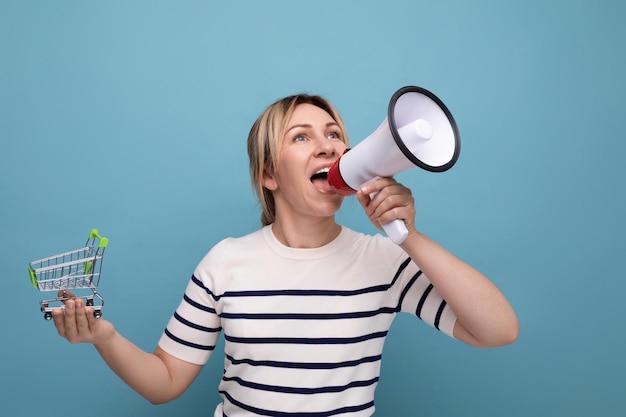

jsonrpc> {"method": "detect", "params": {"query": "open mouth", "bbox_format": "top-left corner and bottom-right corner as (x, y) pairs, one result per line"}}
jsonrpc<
(310, 167), (333, 193)
(310, 167), (329, 182)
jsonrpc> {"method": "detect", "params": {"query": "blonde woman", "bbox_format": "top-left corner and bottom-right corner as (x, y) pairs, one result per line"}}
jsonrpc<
(54, 93), (519, 416)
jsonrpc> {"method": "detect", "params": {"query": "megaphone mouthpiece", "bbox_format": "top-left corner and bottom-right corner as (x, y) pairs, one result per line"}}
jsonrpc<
(327, 153), (356, 196)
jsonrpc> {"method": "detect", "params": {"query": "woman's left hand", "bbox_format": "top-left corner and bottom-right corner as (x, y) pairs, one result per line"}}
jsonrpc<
(356, 177), (417, 237)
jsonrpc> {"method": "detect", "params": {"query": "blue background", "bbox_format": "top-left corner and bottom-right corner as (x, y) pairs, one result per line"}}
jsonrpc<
(1, 1), (624, 416)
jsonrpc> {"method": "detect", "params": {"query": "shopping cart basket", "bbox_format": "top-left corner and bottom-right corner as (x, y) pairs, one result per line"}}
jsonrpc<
(28, 229), (109, 320)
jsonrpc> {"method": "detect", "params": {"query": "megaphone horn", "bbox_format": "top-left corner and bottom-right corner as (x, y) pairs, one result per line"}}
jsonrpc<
(328, 86), (461, 244)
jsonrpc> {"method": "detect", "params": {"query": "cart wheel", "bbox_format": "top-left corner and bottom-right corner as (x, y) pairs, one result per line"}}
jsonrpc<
(44, 312), (53, 320)
(93, 310), (102, 319)
(86, 298), (94, 306)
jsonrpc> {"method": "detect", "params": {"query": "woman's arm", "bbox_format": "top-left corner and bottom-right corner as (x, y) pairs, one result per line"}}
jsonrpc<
(52, 296), (203, 403)
(398, 231), (519, 347)
(357, 178), (519, 348)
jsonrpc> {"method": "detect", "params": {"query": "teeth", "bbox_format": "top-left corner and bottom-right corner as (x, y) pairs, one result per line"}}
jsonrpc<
(310, 167), (330, 182)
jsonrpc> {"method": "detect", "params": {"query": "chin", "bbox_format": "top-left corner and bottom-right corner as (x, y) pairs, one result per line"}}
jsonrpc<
(320, 199), (344, 216)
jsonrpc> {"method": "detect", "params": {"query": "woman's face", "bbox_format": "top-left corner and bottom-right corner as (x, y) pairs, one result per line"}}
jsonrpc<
(263, 103), (348, 221)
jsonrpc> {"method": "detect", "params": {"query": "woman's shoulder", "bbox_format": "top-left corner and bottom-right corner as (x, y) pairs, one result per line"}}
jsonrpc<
(202, 227), (266, 258)
(341, 226), (396, 247)
(191, 227), (267, 284)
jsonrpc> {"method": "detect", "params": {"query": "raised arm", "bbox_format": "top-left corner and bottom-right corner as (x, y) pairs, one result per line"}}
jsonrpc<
(52, 295), (203, 403)
(357, 178), (519, 348)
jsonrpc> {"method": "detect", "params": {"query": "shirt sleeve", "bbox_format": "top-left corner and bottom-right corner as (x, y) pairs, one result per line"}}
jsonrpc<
(157, 242), (226, 365)
(397, 267), (457, 338)
(379, 236), (457, 339)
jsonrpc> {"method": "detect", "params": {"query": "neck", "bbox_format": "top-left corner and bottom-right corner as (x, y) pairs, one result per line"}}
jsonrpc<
(271, 217), (341, 248)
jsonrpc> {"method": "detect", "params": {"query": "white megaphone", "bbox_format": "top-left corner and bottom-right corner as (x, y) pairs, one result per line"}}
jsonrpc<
(328, 86), (460, 244)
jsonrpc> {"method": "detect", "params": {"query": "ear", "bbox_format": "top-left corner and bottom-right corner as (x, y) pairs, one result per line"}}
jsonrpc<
(262, 169), (278, 191)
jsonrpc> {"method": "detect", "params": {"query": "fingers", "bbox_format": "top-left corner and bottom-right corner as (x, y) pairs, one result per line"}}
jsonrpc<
(72, 298), (92, 339)
(358, 178), (416, 227)
(52, 298), (93, 344)
(52, 306), (67, 337)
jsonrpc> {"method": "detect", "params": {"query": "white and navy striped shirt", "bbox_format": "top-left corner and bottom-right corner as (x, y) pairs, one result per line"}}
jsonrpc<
(158, 225), (457, 416)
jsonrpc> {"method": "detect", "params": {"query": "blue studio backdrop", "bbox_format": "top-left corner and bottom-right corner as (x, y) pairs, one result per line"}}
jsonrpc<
(1, 1), (625, 416)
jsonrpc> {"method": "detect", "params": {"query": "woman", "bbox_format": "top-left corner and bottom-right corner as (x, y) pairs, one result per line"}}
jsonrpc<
(53, 93), (519, 416)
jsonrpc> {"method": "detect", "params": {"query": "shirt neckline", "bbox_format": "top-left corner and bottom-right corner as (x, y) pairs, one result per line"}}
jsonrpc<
(262, 224), (351, 260)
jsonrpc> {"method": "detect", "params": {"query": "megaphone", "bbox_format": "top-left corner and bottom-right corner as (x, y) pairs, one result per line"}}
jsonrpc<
(328, 86), (460, 244)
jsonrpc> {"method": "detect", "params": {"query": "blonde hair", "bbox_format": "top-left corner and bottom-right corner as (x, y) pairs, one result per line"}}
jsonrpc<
(247, 94), (349, 226)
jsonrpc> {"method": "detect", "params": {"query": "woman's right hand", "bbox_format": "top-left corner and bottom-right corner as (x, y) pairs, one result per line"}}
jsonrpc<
(50, 292), (203, 404)
(52, 291), (115, 345)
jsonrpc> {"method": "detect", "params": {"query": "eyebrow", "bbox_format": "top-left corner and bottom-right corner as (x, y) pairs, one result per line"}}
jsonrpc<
(286, 122), (340, 133)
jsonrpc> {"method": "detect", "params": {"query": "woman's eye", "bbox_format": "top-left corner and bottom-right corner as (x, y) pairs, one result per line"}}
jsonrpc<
(293, 134), (307, 142)
(327, 131), (341, 140)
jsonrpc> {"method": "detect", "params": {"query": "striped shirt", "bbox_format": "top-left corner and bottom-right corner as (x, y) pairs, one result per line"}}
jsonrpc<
(158, 225), (457, 416)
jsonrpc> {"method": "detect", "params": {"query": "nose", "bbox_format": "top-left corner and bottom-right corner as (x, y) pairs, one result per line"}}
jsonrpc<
(314, 136), (338, 157)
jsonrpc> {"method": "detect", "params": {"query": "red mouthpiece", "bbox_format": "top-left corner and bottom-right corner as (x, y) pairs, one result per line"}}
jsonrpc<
(327, 157), (357, 196)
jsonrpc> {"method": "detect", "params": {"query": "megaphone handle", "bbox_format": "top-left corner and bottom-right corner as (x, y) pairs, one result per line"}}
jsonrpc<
(364, 178), (409, 245)
(381, 219), (409, 245)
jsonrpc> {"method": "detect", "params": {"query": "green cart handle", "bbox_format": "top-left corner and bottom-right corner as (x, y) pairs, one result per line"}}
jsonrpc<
(88, 228), (109, 248)
(28, 266), (37, 289)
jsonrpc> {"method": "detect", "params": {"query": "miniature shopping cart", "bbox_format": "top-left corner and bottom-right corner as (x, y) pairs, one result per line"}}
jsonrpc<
(28, 229), (109, 320)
